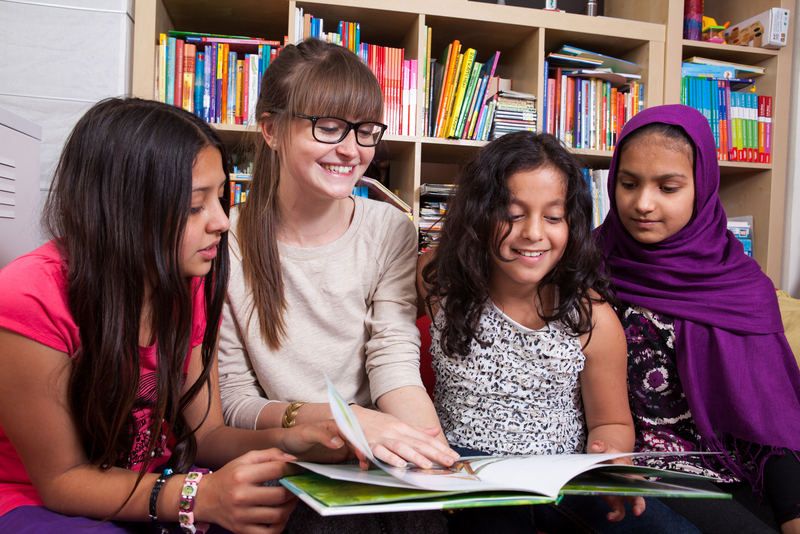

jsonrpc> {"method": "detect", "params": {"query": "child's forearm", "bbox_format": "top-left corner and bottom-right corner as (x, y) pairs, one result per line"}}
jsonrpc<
(586, 423), (635, 453)
(377, 385), (447, 445)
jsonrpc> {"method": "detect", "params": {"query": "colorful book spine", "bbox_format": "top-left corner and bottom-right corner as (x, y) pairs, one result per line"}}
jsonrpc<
(175, 39), (185, 109)
(183, 44), (196, 112)
(158, 34), (167, 102)
(194, 52), (204, 118)
(764, 96), (772, 163)
(564, 76), (574, 147)
(166, 37), (176, 105)
(409, 59), (418, 136)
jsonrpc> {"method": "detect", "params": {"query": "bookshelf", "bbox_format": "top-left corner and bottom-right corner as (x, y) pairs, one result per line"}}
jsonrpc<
(605, 0), (795, 284)
(133, 0), (664, 253)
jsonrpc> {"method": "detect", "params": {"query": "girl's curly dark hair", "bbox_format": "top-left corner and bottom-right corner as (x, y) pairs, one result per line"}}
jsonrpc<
(421, 131), (618, 357)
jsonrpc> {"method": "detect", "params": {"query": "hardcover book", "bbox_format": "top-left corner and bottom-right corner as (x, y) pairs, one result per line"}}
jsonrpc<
(281, 377), (730, 516)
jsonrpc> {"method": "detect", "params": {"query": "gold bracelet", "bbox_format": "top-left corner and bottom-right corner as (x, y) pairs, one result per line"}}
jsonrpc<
(281, 401), (308, 428)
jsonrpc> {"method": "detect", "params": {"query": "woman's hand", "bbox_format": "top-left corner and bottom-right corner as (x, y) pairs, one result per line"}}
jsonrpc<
(350, 405), (458, 470)
(196, 448), (300, 534)
(276, 420), (355, 464)
(589, 440), (646, 521)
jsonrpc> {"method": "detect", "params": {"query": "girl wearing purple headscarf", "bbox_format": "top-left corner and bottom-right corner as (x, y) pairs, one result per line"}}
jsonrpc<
(596, 104), (800, 534)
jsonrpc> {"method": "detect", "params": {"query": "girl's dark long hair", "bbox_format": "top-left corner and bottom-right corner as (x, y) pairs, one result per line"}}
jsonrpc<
(238, 38), (383, 349)
(422, 131), (617, 357)
(41, 97), (230, 511)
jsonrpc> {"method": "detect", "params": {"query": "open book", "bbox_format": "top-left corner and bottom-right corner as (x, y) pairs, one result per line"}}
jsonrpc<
(280, 377), (729, 516)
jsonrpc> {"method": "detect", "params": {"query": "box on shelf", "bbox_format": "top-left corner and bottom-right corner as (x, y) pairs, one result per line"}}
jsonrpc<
(723, 8), (790, 49)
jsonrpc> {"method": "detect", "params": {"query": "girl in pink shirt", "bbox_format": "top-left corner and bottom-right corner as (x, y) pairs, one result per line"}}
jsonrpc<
(0, 98), (348, 533)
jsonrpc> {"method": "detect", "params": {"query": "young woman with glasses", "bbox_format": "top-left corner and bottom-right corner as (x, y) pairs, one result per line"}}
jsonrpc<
(217, 39), (458, 494)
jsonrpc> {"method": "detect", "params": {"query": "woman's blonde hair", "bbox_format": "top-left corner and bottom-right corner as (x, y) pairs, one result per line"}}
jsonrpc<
(237, 38), (383, 348)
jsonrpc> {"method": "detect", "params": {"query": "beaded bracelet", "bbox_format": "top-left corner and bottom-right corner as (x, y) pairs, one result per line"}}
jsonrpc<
(178, 469), (212, 534)
(148, 468), (174, 533)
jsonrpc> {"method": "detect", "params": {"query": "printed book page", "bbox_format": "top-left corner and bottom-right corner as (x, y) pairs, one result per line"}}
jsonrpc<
(305, 376), (724, 499)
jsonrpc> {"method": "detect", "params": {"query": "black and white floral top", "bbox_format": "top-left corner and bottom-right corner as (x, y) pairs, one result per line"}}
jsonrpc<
(430, 300), (586, 455)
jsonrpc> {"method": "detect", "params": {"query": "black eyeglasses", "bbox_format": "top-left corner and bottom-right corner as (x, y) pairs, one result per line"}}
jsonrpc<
(272, 110), (387, 147)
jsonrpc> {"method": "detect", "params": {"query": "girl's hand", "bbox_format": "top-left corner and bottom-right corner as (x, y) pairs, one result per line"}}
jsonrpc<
(350, 405), (458, 470)
(197, 448), (300, 533)
(589, 440), (646, 521)
(277, 420), (354, 464)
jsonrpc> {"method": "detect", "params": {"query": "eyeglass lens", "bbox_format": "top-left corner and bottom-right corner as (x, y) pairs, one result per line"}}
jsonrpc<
(313, 117), (383, 146)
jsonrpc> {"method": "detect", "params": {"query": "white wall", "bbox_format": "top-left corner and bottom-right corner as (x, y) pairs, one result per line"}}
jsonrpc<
(782, 6), (800, 297)
(0, 0), (134, 196)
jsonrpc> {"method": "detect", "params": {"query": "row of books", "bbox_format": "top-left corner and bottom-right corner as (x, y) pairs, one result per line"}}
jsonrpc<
(156, 31), (282, 125)
(295, 7), (360, 53)
(544, 46), (644, 151)
(423, 32), (502, 140)
(295, 9), (415, 136)
(545, 72), (644, 151)
(681, 77), (772, 163)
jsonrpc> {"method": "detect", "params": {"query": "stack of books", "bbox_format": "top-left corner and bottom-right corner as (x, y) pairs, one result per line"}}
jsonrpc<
(680, 58), (770, 163)
(418, 183), (455, 253)
(727, 217), (753, 257)
(544, 45), (644, 151)
(156, 31), (282, 125)
(487, 90), (537, 140)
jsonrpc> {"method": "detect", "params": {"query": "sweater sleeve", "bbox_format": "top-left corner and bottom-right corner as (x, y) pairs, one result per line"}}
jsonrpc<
(363, 208), (424, 404)
(217, 294), (273, 430)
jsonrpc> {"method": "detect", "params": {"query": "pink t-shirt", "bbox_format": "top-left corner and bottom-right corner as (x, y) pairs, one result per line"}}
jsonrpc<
(0, 241), (207, 516)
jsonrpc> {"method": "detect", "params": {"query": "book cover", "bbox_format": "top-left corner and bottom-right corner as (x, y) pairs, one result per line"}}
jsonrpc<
(764, 96), (772, 163)
(601, 81), (608, 151)
(174, 39), (185, 108)
(249, 53), (258, 125)
(546, 78), (556, 136)
(157, 33), (167, 103)
(183, 43), (196, 112)
(166, 36), (176, 105)
(281, 378), (729, 516)
(428, 59), (440, 137)
(194, 52), (204, 118)
(436, 43), (464, 138)
(461, 68), (485, 139)
(409, 59), (418, 137)
(588, 78), (596, 149)
(423, 26), (432, 137)
(553, 67), (562, 140)
(446, 48), (477, 138)
(546, 53), (603, 68)
(454, 59), (482, 138)
(565, 76), (575, 147)
(468, 53), (500, 139)
(684, 57), (765, 77)
(610, 87), (618, 148)
(556, 45), (642, 74)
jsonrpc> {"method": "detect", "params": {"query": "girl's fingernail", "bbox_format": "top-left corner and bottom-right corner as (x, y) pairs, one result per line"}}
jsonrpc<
(331, 437), (344, 448)
(593, 441), (602, 448)
(283, 453), (298, 460)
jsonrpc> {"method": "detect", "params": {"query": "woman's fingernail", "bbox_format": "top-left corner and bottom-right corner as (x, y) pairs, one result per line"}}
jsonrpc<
(331, 437), (343, 448)
(283, 453), (298, 460)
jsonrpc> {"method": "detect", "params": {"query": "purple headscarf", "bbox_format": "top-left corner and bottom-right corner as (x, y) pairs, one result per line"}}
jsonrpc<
(596, 105), (800, 476)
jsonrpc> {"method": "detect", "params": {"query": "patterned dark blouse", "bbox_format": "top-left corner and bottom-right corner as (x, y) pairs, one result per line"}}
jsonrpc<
(621, 303), (735, 481)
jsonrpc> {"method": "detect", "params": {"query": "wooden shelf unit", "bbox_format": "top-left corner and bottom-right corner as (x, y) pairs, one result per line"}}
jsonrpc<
(606, 0), (795, 284)
(132, 0), (665, 255)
